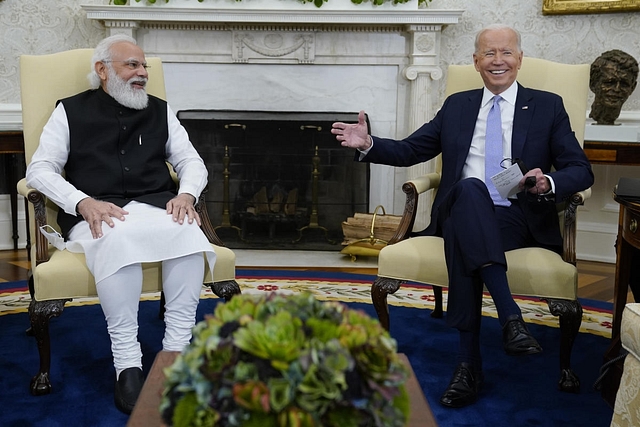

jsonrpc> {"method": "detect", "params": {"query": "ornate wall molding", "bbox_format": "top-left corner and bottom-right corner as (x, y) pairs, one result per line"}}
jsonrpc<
(232, 31), (315, 63)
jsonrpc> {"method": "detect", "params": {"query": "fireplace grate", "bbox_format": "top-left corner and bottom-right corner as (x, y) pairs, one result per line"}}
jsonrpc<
(177, 110), (370, 251)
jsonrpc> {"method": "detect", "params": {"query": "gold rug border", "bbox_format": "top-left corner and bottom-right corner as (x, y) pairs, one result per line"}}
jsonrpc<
(0, 278), (612, 338)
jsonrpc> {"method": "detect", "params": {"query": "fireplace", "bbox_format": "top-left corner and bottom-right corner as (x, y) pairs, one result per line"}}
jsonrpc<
(178, 110), (368, 249)
(83, 4), (462, 242)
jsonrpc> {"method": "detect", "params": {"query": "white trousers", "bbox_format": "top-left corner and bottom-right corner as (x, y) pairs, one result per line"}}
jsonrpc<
(95, 253), (204, 377)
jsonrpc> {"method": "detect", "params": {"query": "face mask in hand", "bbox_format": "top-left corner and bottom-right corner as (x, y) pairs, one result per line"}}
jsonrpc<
(39, 225), (66, 251)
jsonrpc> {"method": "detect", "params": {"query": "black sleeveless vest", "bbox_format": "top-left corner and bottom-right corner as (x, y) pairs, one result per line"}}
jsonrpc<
(57, 88), (177, 237)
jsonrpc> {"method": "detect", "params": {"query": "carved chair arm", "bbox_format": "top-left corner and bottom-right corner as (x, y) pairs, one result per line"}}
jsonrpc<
(561, 188), (591, 265)
(387, 172), (441, 245)
(170, 163), (226, 247)
(17, 178), (50, 265)
(387, 172), (590, 266)
(196, 187), (226, 247)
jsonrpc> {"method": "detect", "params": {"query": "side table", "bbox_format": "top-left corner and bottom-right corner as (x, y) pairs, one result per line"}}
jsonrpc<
(601, 194), (640, 407)
(584, 140), (640, 166)
(127, 351), (438, 427)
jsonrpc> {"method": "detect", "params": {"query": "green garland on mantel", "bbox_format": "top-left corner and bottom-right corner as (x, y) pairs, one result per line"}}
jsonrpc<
(111, 0), (431, 8)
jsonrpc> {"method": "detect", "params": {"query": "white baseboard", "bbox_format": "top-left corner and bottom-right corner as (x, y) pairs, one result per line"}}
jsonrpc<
(577, 221), (618, 264)
(0, 195), (28, 250)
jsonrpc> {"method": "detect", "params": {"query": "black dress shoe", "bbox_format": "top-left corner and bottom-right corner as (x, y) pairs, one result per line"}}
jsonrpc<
(502, 316), (543, 356)
(439, 362), (483, 408)
(114, 367), (145, 415)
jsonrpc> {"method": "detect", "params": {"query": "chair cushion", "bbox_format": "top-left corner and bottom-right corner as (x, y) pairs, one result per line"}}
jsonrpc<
(621, 303), (640, 361)
(33, 244), (236, 301)
(377, 236), (577, 300)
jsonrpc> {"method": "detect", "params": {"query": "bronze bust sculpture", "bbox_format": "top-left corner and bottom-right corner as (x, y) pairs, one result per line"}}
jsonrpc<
(589, 49), (639, 125)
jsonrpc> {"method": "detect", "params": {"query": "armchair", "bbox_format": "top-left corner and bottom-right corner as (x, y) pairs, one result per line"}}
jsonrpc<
(18, 49), (240, 396)
(371, 57), (591, 393)
(611, 303), (640, 426)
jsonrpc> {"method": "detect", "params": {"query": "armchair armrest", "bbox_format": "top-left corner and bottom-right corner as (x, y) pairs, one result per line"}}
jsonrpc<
(196, 187), (226, 247)
(562, 187), (591, 265)
(169, 163), (226, 247)
(387, 172), (441, 245)
(17, 178), (50, 265)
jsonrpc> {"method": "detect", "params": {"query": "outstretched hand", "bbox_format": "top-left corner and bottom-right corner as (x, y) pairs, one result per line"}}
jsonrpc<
(76, 197), (128, 239)
(331, 110), (371, 150)
(166, 193), (201, 226)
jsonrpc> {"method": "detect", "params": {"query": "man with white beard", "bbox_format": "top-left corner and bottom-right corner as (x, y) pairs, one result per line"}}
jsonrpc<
(26, 34), (216, 415)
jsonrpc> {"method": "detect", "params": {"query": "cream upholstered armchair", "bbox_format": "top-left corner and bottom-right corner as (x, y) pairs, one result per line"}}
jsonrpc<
(371, 57), (592, 393)
(611, 303), (640, 426)
(18, 49), (240, 396)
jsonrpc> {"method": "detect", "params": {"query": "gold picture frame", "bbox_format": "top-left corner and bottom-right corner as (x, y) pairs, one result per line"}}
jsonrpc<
(543, 0), (640, 15)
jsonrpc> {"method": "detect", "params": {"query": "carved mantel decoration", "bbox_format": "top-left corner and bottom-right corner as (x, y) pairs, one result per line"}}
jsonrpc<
(82, 4), (462, 221)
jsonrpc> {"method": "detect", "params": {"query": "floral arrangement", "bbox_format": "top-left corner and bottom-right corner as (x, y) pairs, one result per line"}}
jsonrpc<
(111, 0), (431, 8)
(160, 292), (410, 427)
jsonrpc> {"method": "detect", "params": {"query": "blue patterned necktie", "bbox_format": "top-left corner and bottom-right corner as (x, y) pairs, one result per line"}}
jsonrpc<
(484, 95), (510, 206)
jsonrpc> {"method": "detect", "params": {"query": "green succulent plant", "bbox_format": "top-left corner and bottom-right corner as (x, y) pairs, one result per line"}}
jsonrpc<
(160, 292), (410, 427)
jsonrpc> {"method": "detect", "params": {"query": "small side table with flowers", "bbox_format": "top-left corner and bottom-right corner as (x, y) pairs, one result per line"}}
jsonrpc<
(127, 293), (437, 426)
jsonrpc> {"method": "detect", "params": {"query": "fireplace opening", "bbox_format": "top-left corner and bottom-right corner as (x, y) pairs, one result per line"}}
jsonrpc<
(177, 110), (370, 251)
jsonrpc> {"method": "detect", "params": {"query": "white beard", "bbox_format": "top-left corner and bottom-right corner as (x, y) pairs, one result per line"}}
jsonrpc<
(105, 67), (149, 110)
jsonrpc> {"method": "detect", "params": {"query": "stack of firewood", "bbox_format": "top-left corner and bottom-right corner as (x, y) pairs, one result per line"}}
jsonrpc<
(246, 186), (298, 215)
(341, 212), (402, 246)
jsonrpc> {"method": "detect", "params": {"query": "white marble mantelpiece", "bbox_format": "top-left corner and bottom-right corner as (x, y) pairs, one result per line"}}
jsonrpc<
(82, 4), (462, 223)
(82, 4), (462, 26)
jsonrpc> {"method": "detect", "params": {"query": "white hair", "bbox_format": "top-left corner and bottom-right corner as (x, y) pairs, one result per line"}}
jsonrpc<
(87, 34), (138, 89)
(474, 24), (522, 54)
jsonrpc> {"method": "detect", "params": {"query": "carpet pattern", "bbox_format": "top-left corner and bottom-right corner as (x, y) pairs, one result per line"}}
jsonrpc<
(0, 270), (616, 426)
(0, 270), (613, 338)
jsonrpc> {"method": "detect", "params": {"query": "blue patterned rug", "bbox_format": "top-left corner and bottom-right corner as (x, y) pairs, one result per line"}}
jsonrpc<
(0, 270), (614, 426)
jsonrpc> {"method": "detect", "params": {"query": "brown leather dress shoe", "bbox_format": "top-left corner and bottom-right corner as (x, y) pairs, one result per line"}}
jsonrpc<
(502, 316), (543, 356)
(439, 362), (483, 408)
(114, 367), (144, 415)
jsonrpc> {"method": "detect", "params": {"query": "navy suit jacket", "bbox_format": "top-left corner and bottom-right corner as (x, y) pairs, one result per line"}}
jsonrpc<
(362, 83), (594, 248)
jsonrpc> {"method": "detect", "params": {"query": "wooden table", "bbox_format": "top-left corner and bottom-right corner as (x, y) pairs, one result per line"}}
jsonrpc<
(0, 131), (27, 250)
(127, 351), (438, 427)
(584, 140), (640, 165)
(601, 194), (640, 408)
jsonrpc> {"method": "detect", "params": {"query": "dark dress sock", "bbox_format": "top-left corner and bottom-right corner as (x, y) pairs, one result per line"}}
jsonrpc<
(479, 263), (521, 326)
(457, 330), (482, 370)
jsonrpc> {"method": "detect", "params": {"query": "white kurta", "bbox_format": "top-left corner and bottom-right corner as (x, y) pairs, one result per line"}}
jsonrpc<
(66, 201), (215, 283)
(27, 102), (216, 283)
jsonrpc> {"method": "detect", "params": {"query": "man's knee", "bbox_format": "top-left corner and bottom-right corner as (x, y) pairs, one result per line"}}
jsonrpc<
(454, 178), (490, 196)
(445, 178), (494, 212)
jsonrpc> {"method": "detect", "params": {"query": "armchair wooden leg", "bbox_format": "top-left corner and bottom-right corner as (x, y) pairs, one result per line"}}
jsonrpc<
(371, 277), (402, 331)
(209, 280), (241, 302)
(26, 276), (35, 336)
(546, 298), (583, 393)
(28, 298), (70, 396)
(431, 286), (444, 318)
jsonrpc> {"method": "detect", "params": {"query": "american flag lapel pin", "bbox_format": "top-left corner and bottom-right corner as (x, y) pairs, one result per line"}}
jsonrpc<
(522, 106), (529, 110)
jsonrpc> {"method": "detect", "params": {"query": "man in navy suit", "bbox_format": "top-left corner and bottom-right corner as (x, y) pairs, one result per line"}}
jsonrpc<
(332, 24), (594, 408)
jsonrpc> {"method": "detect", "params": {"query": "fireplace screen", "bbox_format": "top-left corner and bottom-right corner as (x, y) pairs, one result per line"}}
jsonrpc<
(177, 110), (369, 251)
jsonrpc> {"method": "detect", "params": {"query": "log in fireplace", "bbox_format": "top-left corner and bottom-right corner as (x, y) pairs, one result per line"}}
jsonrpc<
(178, 110), (369, 250)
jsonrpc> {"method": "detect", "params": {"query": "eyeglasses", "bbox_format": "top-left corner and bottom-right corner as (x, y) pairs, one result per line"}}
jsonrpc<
(500, 158), (528, 174)
(103, 60), (150, 70)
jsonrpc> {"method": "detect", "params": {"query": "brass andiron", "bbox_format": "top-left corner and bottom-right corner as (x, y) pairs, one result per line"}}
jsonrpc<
(294, 145), (335, 244)
(214, 145), (243, 239)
